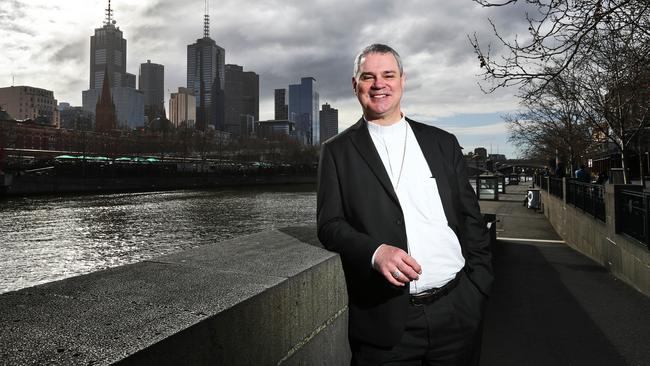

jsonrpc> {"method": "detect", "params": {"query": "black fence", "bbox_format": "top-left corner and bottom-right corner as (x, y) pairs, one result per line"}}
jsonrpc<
(535, 174), (650, 249)
(539, 175), (548, 191)
(549, 177), (563, 199)
(566, 179), (606, 222)
(616, 188), (650, 249)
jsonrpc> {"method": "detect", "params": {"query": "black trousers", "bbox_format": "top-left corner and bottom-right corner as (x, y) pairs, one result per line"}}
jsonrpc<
(350, 272), (486, 366)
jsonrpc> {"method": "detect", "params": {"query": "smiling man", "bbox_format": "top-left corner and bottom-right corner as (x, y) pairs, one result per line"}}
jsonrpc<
(317, 44), (493, 365)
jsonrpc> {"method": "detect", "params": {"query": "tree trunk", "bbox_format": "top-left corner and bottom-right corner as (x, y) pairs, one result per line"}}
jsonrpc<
(621, 150), (629, 184)
(568, 146), (575, 178)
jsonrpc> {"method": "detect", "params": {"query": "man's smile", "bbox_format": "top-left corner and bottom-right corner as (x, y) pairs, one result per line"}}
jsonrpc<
(370, 93), (390, 99)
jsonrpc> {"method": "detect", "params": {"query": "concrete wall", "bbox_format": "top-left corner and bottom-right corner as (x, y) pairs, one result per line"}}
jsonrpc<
(0, 227), (351, 365)
(541, 181), (650, 296)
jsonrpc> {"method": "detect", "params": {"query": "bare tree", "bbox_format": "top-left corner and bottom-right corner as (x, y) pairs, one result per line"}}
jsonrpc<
(470, 0), (650, 94)
(506, 70), (594, 173)
(474, 0), (650, 183)
(568, 19), (650, 183)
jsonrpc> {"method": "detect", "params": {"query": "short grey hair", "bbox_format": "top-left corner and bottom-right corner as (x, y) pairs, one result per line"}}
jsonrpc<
(353, 44), (403, 78)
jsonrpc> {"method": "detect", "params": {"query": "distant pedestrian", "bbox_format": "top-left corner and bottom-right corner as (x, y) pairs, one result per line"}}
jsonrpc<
(575, 165), (589, 183)
(596, 171), (608, 185)
(555, 162), (566, 178)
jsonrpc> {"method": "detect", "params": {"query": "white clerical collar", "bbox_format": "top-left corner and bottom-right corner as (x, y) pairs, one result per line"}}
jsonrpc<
(366, 116), (407, 137)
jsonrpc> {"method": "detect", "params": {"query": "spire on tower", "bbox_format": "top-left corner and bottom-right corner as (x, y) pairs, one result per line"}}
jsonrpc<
(104, 0), (116, 27)
(203, 0), (210, 38)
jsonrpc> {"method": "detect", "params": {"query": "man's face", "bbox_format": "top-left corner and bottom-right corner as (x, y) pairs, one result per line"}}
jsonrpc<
(352, 52), (405, 124)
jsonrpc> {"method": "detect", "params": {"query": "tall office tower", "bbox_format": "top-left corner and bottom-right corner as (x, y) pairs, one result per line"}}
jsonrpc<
(224, 64), (259, 136)
(187, 2), (225, 131)
(274, 88), (288, 120)
(139, 60), (165, 123)
(95, 71), (117, 132)
(288, 77), (319, 145)
(169, 87), (196, 128)
(0, 86), (60, 127)
(82, 0), (144, 129)
(319, 103), (338, 142)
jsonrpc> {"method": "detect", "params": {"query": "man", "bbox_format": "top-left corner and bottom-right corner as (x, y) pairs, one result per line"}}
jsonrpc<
(575, 165), (589, 183)
(317, 44), (493, 365)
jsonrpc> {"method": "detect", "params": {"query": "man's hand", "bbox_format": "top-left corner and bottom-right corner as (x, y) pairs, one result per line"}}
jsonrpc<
(373, 244), (422, 286)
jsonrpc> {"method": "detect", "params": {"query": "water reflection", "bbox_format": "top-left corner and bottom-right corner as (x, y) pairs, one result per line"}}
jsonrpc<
(0, 185), (317, 294)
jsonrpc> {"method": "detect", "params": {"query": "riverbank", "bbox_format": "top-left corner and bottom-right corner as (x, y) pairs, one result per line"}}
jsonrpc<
(0, 173), (316, 197)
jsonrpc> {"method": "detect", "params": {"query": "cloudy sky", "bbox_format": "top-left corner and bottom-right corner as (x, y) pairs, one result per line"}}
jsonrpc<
(0, 0), (531, 158)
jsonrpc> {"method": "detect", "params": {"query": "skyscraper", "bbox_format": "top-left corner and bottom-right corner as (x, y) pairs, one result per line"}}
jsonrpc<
(87, 1), (133, 89)
(187, 3), (225, 131)
(138, 60), (165, 123)
(82, 0), (144, 129)
(225, 64), (259, 136)
(288, 77), (319, 145)
(274, 88), (288, 120)
(319, 103), (338, 142)
(169, 87), (196, 128)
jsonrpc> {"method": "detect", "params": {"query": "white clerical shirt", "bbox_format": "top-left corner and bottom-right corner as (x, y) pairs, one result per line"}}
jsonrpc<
(367, 117), (465, 294)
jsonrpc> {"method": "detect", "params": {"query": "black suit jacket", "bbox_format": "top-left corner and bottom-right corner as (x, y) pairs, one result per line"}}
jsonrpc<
(317, 117), (493, 347)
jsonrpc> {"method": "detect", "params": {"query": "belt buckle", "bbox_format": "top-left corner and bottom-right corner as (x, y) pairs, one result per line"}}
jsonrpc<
(410, 287), (440, 306)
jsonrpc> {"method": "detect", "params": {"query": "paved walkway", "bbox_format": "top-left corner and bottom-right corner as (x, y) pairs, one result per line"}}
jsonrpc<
(478, 183), (650, 366)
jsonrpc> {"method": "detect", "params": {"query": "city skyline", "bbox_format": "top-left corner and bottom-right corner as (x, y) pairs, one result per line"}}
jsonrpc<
(0, 0), (529, 157)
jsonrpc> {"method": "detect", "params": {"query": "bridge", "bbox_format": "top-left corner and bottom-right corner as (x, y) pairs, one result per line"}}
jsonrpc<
(0, 184), (648, 365)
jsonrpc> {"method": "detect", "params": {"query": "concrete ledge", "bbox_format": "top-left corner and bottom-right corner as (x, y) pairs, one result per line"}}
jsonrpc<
(0, 227), (350, 365)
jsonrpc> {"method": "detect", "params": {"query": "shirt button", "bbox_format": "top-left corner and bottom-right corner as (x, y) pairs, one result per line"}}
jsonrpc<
(396, 219), (402, 225)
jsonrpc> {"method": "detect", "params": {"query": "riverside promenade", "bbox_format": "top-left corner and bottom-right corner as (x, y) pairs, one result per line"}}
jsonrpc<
(479, 184), (650, 366)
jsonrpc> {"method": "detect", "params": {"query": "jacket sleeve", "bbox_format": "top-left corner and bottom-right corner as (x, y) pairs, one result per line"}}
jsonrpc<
(452, 136), (494, 296)
(317, 142), (380, 274)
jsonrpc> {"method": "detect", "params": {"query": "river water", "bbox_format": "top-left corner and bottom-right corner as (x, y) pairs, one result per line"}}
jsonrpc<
(0, 185), (317, 294)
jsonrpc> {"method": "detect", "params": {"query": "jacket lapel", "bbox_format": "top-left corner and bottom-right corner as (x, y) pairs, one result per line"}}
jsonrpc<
(408, 118), (457, 227)
(348, 118), (401, 208)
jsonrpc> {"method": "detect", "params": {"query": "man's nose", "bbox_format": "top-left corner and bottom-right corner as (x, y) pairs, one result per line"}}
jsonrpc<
(372, 77), (387, 88)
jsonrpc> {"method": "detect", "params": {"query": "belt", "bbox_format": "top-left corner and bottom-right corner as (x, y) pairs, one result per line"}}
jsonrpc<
(409, 274), (460, 306)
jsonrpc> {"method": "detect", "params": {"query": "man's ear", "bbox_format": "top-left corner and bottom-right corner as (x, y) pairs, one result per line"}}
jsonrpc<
(351, 76), (357, 95)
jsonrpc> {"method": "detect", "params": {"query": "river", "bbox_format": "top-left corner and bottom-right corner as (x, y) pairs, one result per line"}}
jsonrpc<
(0, 185), (317, 294)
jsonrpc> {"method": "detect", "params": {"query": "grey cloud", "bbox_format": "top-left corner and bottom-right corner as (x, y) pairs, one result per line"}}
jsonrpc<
(0, 1), (34, 38)
(1, 23), (35, 37)
(52, 39), (87, 63)
(1, 0), (524, 124)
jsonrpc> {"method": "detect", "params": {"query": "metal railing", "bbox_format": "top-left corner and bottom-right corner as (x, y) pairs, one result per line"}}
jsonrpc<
(616, 189), (650, 249)
(540, 175), (548, 191)
(566, 179), (606, 222)
(549, 177), (563, 199)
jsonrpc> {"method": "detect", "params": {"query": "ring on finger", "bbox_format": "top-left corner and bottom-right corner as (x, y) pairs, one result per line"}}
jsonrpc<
(391, 270), (401, 279)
